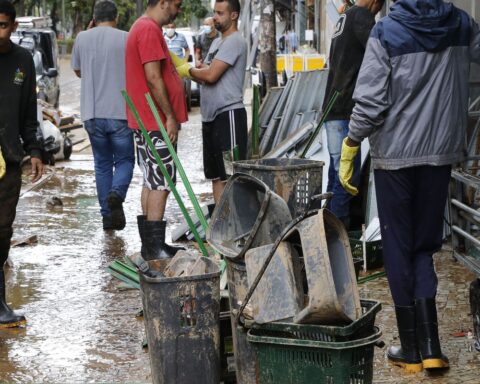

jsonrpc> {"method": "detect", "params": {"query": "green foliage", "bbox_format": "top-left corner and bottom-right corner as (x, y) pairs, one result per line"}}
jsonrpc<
(175, 0), (208, 26)
(115, 0), (139, 31)
(12, 0), (206, 34)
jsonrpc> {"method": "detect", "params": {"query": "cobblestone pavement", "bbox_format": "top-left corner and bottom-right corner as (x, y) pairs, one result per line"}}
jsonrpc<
(362, 245), (480, 383)
(0, 57), (478, 383)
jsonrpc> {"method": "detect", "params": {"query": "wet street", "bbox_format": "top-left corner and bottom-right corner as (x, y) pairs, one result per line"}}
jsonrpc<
(1, 57), (208, 383)
(1, 57), (479, 383)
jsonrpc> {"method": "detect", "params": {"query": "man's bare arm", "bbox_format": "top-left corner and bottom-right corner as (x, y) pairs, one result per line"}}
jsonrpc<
(144, 60), (178, 143)
(190, 59), (230, 84)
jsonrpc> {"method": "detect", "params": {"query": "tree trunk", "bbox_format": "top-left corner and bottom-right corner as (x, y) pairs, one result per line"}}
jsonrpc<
(259, 0), (278, 91)
(50, 1), (58, 35)
(74, 8), (83, 36)
(136, 0), (144, 17)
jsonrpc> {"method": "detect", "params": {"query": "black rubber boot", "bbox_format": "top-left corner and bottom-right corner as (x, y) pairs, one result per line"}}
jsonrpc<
(0, 269), (26, 328)
(107, 192), (126, 230)
(387, 306), (423, 373)
(159, 220), (185, 256)
(137, 215), (146, 259)
(415, 298), (449, 370)
(143, 220), (184, 261)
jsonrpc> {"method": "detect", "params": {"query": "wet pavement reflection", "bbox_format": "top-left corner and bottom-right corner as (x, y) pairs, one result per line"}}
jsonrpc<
(0, 57), (209, 382)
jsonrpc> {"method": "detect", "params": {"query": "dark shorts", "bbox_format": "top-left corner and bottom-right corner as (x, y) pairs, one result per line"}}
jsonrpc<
(202, 108), (248, 181)
(134, 130), (176, 191)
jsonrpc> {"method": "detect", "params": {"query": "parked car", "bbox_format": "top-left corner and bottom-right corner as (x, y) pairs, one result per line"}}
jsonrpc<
(176, 28), (200, 109)
(11, 16), (60, 107)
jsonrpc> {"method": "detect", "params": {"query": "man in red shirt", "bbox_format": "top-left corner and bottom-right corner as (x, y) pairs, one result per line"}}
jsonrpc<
(126, 0), (187, 261)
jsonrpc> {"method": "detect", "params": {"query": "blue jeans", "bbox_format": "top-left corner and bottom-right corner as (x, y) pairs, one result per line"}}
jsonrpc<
(324, 120), (361, 221)
(84, 119), (135, 217)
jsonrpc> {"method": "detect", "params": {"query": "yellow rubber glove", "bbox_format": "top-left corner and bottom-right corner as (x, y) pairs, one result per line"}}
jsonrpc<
(169, 51), (187, 67)
(339, 138), (360, 196)
(176, 62), (193, 79)
(0, 147), (5, 180)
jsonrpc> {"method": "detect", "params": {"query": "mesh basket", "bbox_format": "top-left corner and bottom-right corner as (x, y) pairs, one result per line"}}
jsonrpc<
(247, 326), (381, 384)
(233, 158), (324, 218)
(249, 299), (381, 342)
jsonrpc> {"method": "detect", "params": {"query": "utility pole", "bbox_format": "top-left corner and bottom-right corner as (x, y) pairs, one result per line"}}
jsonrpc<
(259, 0), (278, 91)
(136, 0), (144, 17)
(61, 0), (66, 36)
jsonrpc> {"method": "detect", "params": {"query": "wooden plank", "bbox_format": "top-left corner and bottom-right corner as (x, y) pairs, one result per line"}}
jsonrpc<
(11, 235), (38, 248)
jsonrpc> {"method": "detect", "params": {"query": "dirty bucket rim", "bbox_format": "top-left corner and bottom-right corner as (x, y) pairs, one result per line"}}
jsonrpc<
(234, 158), (325, 171)
(207, 173), (273, 260)
(140, 257), (221, 283)
(247, 326), (382, 350)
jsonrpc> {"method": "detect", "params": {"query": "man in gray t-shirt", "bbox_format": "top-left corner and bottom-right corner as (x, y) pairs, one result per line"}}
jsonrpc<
(71, 0), (134, 231)
(186, 0), (247, 203)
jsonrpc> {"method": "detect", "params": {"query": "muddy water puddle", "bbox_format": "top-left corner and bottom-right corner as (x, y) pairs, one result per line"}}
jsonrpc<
(1, 114), (209, 383)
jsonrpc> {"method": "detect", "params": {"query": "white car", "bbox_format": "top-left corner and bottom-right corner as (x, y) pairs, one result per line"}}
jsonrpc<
(175, 28), (200, 109)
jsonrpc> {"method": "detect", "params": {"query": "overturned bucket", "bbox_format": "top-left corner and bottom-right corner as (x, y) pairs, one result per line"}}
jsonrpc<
(207, 173), (292, 261)
(140, 258), (221, 384)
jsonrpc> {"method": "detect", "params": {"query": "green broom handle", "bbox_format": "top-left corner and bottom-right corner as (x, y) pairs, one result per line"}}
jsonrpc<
(145, 93), (209, 232)
(122, 90), (209, 257)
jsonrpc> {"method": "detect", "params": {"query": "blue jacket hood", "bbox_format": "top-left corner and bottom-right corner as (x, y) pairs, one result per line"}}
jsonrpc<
(389, 0), (462, 52)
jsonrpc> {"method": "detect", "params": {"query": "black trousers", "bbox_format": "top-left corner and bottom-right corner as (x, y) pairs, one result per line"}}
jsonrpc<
(0, 163), (22, 267)
(374, 165), (451, 306)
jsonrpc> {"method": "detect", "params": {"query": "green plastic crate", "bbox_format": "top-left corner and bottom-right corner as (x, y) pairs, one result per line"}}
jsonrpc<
(249, 299), (381, 342)
(348, 230), (383, 270)
(247, 326), (381, 384)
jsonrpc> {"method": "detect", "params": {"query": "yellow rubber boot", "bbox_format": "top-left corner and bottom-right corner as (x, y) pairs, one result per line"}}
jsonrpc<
(387, 305), (423, 373)
(416, 298), (449, 370)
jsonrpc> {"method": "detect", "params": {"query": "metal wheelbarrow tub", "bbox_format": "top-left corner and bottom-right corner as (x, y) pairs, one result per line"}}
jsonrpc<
(207, 173), (292, 260)
(245, 242), (304, 324)
(288, 209), (361, 324)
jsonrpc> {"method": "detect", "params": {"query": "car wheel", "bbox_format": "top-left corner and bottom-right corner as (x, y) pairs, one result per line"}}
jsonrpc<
(54, 89), (60, 109)
(184, 79), (192, 112)
(470, 278), (480, 351)
(63, 136), (73, 160)
(38, 91), (47, 102)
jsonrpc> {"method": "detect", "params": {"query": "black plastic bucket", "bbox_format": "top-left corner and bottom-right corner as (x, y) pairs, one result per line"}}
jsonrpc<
(140, 258), (221, 384)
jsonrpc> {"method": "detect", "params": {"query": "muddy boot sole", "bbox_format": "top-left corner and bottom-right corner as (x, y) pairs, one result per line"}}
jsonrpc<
(0, 318), (26, 328)
(388, 359), (423, 373)
(422, 358), (449, 370)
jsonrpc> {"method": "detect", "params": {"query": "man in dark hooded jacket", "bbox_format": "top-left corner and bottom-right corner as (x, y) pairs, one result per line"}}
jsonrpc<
(339, 0), (480, 374)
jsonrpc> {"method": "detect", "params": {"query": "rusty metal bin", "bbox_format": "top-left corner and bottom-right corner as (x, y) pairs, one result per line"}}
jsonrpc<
(290, 209), (361, 324)
(238, 209), (361, 326)
(233, 158), (324, 218)
(140, 258), (221, 384)
(207, 173), (292, 261)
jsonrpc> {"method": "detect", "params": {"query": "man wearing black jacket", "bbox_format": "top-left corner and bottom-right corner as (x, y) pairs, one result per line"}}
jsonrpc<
(0, 0), (43, 328)
(322, 0), (384, 227)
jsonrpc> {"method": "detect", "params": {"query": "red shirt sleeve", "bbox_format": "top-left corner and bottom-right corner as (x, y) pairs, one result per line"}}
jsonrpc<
(137, 23), (167, 64)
